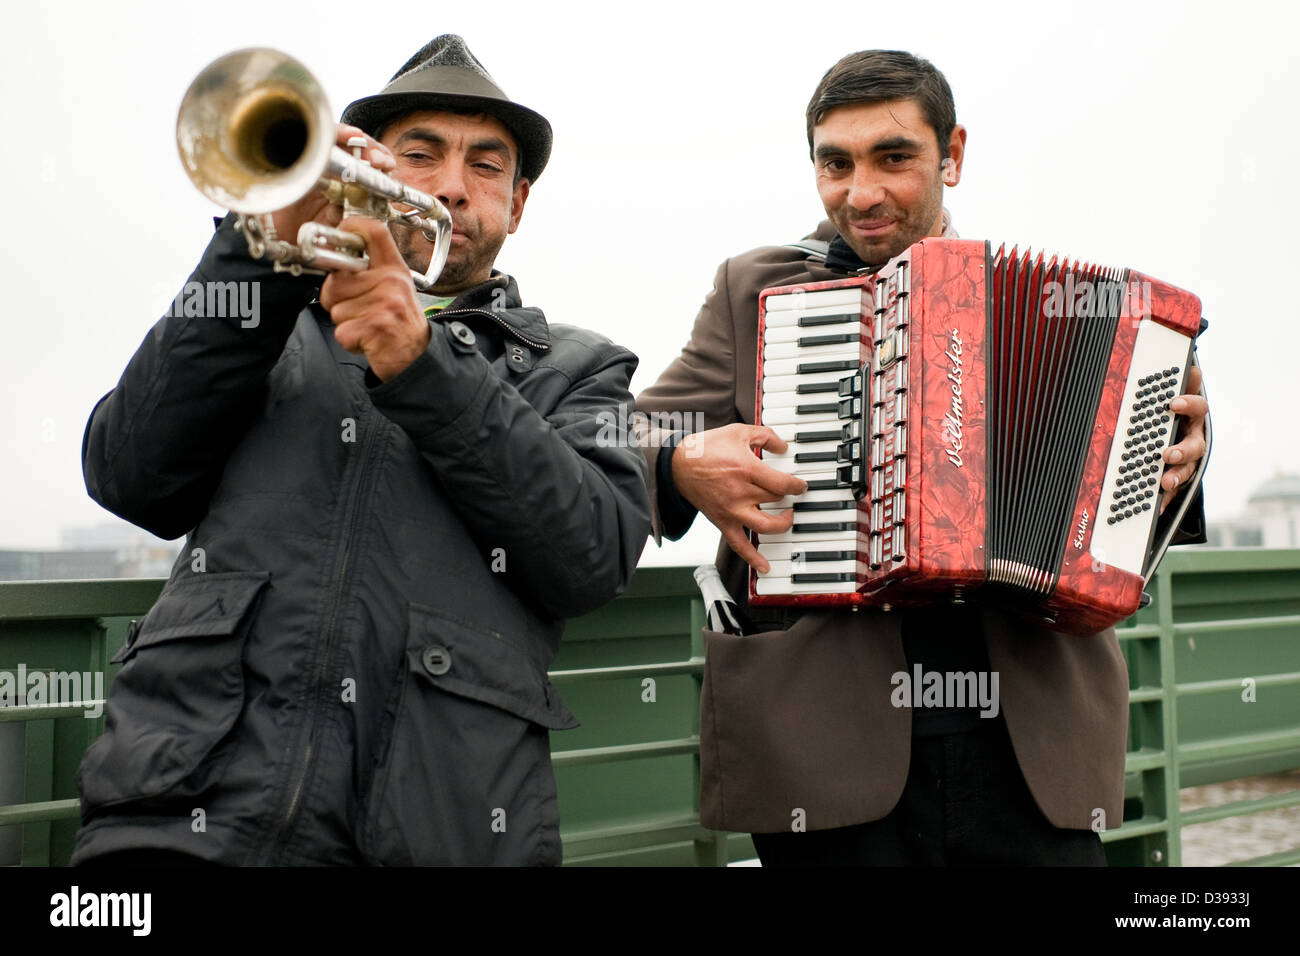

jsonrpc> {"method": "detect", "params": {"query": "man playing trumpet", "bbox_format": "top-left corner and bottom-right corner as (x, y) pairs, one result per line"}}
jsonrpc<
(73, 36), (649, 866)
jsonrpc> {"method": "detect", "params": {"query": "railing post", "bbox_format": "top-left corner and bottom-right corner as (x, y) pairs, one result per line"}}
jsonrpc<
(1157, 564), (1180, 866)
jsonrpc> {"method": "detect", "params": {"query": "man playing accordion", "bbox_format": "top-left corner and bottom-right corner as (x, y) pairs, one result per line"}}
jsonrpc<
(636, 49), (1209, 865)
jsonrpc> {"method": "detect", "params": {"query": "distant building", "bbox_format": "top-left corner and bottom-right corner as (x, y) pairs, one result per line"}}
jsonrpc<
(0, 550), (118, 581)
(59, 523), (171, 552)
(1205, 474), (1300, 548)
(0, 523), (180, 582)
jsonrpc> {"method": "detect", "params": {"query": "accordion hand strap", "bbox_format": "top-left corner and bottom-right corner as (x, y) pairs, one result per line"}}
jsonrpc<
(1142, 347), (1211, 585)
(784, 238), (830, 261)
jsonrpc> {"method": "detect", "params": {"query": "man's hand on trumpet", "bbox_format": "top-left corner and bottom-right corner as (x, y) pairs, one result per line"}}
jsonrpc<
(264, 122), (429, 384)
(268, 123), (396, 245)
(319, 216), (430, 383)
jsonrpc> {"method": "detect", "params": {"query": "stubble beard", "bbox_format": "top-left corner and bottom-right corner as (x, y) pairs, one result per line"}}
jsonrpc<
(842, 183), (945, 267)
(392, 225), (489, 294)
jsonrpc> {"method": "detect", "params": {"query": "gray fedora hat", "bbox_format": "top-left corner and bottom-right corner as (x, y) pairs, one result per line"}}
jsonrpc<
(341, 35), (552, 183)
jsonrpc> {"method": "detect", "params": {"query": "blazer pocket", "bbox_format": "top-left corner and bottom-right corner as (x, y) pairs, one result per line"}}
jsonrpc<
(697, 611), (911, 834)
(77, 571), (270, 812)
(360, 604), (576, 866)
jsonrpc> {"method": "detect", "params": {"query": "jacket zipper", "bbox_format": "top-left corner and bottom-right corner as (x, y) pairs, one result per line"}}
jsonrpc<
(439, 307), (551, 352)
(265, 404), (381, 861)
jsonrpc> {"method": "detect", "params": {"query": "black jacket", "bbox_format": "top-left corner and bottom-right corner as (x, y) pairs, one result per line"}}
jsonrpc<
(72, 216), (650, 865)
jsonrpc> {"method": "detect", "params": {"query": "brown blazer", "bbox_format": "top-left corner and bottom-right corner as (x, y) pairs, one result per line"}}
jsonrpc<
(634, 220), (1131, 835)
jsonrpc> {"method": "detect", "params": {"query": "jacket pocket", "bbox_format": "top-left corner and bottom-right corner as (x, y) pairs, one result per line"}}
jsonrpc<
(77, 571), (270, 813)
(697, 610), (911, 834)
(359, 604), (576, 866)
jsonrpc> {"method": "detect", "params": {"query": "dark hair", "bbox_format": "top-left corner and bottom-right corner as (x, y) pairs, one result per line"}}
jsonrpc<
(805, 50), (956, 162)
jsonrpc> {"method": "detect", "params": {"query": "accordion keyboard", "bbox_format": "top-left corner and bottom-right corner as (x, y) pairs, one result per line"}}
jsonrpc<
(754, 285), (870, 595)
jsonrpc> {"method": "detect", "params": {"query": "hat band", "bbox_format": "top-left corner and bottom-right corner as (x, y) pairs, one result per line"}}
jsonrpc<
(383, 65), (510, 103)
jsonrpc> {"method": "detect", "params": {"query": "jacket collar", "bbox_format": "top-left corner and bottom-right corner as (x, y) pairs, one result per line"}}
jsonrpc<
(813, 209), (958, 275)
(417, 271), (551, 350)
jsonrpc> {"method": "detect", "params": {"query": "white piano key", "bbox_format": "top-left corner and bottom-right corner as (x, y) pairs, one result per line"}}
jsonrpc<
(763, 351), (862, 377)
(755, 524), (860, 545)
(756, 541), (863, 562)
(763, 457), (841, 475)
(767, 423), (803, 441)
(761, 371), (853, 397)
(764, 439), (841, 460)
(763, 338), (864, 360)
(764, 288), (867, 313)
(761, 407), (843, 427)
(759, 502), (857, 519)
(758, 467), (840, 488)
(759, 488), (857, 511)
(763, 319), (863, 343)
(758, 558), (862, 578)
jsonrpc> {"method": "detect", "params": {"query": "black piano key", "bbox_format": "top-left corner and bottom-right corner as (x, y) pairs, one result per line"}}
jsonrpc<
(794, 429), (843, 443)
(792, 500), (856, 512)
(797, 360), (858, 374)
(798, 332), (858, 347)
(805, 478), (841, 491)
(797, 312), (858, 327)
(791, 572), (858, 584)
(794, 451), (839, 463)
(794, 550), (858, 562)
(795, 381), (842, 394)
(793, 521), (858, 533)
(796, 402), (840, 415)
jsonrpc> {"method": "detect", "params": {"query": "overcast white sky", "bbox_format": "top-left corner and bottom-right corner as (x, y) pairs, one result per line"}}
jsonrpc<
(1, 0), (1295, 569)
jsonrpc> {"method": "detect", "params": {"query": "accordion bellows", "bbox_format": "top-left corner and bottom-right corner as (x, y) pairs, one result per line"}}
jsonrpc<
(750, 238), (1205, 635)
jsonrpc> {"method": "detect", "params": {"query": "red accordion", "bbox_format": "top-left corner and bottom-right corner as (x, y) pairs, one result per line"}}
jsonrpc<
(750, 238), (1207, 635)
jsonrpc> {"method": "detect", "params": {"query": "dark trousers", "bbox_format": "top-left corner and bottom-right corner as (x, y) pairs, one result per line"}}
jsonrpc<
(751, 717), (1107, 866)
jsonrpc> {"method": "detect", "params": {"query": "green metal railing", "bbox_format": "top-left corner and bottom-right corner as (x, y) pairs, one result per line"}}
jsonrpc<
(1108, 548), (1300, 867)
(1, 548), (1297, 866)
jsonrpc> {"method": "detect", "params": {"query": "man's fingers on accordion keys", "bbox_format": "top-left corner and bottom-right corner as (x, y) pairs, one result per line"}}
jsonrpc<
(748, 459), (809, 498)
(747, 424), (790, 455)
(722, 523), (769, 573)
(745, 503), (795, 536)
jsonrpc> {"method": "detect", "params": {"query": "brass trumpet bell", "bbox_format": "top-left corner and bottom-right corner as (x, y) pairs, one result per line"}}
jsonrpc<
(175, 47), (452, 291)
(177, 48), (336, 215)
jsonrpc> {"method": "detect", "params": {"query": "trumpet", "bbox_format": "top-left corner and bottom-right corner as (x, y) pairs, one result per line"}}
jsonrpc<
(177, 48), (452, 292)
